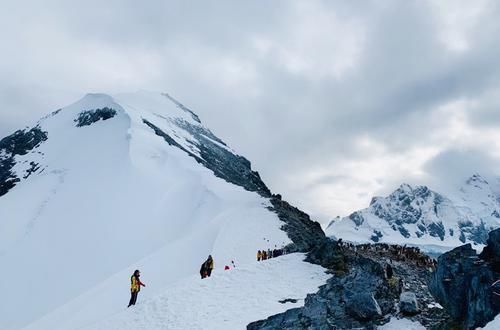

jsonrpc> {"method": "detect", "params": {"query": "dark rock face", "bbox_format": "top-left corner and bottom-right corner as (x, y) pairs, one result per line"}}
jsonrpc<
(345, 293), (382, 320)
(349, 211), (364, 226)
(248, 254), (400, 330)
(458, 220), (490, 244)
(429, 229), (500, 329)
(305, 238), (345, 269)
(143, 119), (271, 197)
(480, 228), (500, 272)
(428, 222), (445, 241)
(74, 108), (117, 127)
(0, 126), (48, 197)
(270, 198), (325, 253)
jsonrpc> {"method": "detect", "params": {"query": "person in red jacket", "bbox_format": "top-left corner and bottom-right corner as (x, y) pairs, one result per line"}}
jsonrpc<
(128, 269), (146, 307)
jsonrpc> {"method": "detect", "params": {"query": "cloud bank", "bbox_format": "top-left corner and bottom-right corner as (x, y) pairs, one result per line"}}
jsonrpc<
(1, 0), (500, 223)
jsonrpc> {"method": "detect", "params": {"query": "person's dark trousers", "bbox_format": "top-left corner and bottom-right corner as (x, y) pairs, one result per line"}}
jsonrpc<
(128, 291), (138, 307)
(207, 269), (212, 277)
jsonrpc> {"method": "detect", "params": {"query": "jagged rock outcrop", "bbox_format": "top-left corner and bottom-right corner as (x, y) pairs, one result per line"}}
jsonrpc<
(429, 228), (500, 329)
(269, 198), (326, 253)
(74, 107), (117, 127)
(248, 251), (400, 329)
(305, 238), (346, 270)
(0, 126), (48, 196)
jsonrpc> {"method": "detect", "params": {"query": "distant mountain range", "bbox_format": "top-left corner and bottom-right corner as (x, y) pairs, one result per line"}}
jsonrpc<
(326, 174), (500, 249)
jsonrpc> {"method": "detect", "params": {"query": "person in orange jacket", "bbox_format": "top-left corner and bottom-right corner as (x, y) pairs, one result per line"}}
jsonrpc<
(128, 269), (146, 307)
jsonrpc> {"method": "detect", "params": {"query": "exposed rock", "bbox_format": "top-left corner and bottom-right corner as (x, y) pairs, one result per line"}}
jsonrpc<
(305, 238), (345, 269)
(248, 252), (401, 329)
(0, 126), (48, 196)
(429, 228), (500, 329)
(399, 292), (419, 315)
(74, 107), (117, 127)
(249, 242), (452, 329)
(479, 228), (500, 272)
(143, 119), (271, 198)
(270, 199), (325, 253)
(346, 293), (382, 320)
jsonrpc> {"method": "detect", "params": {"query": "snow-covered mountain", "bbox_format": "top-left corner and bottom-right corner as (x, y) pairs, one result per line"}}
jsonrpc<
(326, 175), (500, 249)
(0, 91), (324, 330)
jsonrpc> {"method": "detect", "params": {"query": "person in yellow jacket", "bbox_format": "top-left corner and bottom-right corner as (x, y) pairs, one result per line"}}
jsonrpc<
(257, 250), (262, 261)
(205, 255), (214, 277)
(128, 269), (146, 307)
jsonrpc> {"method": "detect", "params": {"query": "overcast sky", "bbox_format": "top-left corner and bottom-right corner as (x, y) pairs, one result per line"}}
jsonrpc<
(1, 0), (500, 224)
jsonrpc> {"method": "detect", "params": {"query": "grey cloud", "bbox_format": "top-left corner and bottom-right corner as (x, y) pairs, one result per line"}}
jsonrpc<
(1, 0), (500, 221)
(423, 148), (500, 191)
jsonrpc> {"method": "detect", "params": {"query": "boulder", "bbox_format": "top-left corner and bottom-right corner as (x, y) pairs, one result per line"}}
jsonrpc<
(399, 292), (419, 315)
(429, 228), (500, 329)
(345, 293), (382, 321)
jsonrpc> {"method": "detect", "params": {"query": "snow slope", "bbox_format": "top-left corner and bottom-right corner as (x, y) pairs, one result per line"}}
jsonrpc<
(479, 314), (500, 329)
(378, 317), (426, 330)
(26, 254), (328, 330)
(0, 91), (314, 329)
(326, 176), (500, 250)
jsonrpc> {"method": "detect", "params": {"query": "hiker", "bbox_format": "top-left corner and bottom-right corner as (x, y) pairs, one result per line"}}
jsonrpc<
(205, 255), (214, 277)
(224, 265), (230, 270)
(386, 263), (394, 279)
(262, 250), (267, 260)
(200, 261), (207, 279)
(231, 260), (236, 268)
(257, 250), (262, 261)
(268, 248), (273, 259)
(128, 270), (146, 307)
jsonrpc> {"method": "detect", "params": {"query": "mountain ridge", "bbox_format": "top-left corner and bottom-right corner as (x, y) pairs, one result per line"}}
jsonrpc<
(326, 174), (500, 248)
(0, 91), (324, 329)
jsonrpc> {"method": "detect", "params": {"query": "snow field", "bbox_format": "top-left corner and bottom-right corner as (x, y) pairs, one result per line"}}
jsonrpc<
(84, 253), (329, 330)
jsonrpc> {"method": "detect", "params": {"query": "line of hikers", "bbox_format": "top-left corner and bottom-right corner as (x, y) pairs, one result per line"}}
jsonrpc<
(257, 247), (286, 261)
(129, 247), (289, 307)
(339, 239), (437, 270)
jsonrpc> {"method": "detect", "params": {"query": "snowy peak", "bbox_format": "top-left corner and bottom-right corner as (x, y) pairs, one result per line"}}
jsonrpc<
(326, 177), (500, 248)
(0, 91), (271, 199)
(1, 91), (305, 329)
